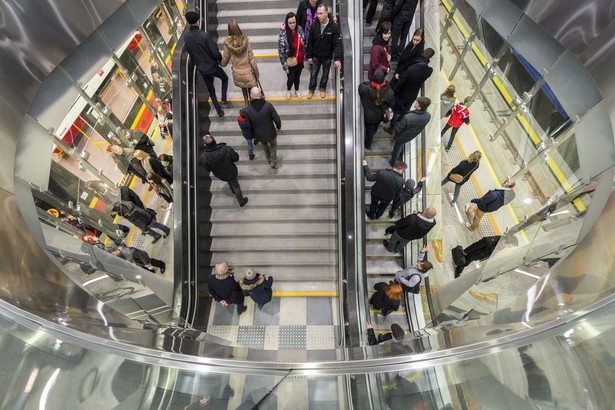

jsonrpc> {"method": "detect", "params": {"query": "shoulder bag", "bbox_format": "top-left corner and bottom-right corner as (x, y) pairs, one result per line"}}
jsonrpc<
(286, 33), (299, 67)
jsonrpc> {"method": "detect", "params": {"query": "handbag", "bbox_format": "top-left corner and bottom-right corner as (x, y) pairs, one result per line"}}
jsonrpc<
(286, 56), (298, 67)
(449, 173), (464, 184)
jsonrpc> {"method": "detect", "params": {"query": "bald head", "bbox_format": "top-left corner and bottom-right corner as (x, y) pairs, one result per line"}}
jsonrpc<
(423, 207), (437, 219)
(250, 87), (262, 99)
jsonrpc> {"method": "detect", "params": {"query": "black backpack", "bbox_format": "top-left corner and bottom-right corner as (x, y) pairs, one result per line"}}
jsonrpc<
(407, 274), (422, 294)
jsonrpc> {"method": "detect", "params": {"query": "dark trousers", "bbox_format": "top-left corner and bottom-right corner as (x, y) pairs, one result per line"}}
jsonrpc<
(287, 65), (303, 90)
(441, 123), (460, 150)
(391, 17), (412, 61)
(149, 258), (166, 269)
(227, 178), (246, 204)
(309, 57), (332, 92)
(241, 87), (250, 106)
(200, 66), (228, 114)
(391, 139), (405, 164)
(364, 0), (378, 23)
(364, 121), (380, 149)
(145, 221), (170, 240)
(391, 99), (413, 128)
(368, 195), (391, 220)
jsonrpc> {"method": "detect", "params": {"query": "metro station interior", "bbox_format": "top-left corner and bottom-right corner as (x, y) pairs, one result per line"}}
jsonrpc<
(1, 0), (615, 408)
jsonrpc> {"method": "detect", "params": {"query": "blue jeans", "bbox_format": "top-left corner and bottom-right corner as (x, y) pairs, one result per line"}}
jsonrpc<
(145, 220), (170, 239)
(309, 57), (332, 92)
(441, 177), (462, 203)
(244, 138), (254, 156)
(201, 66), (228, 115)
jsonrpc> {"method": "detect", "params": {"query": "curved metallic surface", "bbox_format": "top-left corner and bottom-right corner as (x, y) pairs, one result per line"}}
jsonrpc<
(0, 0), (614, 384)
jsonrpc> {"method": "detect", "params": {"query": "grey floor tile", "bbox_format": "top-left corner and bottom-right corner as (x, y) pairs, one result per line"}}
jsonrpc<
(236, 325), (266, 349)
(306, 297), (333, 325)
(212, 303), (241, 326)
(242, 375), (278, 408)
(278, 325), (307, 350)
(252, 297), (281, 325)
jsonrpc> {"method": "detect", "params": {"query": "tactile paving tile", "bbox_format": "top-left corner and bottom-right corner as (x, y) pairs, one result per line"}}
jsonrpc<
(236, 325), (266, 349)
(278, 325), (307, 350)
(207, 325), (239, 345)
(306, 325), (336, 350)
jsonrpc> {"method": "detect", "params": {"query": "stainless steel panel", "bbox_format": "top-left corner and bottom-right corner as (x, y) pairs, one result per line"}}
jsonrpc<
(506, 15), (564, 73)
(14, 115), (54, 190)
(574, 101), (615, 179)
(480, 0), (523, 40)
(26, 67), (80, 132)
(466, 0), (487, 13)
(544, 51), (603, 119)
(60, 32), (114, 85)
(127, 0), (161, 24)
(510, 0), (615, 55)
(98, 2), (142, 52)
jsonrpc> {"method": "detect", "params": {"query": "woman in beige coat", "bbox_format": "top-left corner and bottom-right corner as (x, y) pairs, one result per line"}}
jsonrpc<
(220, 19), (259, 106)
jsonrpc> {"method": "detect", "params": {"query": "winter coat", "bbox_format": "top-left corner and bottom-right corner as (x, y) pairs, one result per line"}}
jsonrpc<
(358, 81), (395, 124)
(278, 24), (305, 71)
(244, 99), (281, 143)
(305, 18), (343, 61)
(396, 41), (424, 74)
(446, 159), (479, 185)
(208, 275), (243, 305)
(363, 165), (404, 201)
(368, 34), (390, 81)
(393, 0), (418, 22)
(440, 94), (456, 118)
(394, 212), (436, 240)
(237, 115), (253, 140)
(239, 274), (273, 306)
(446, 102), (470, 128)
(200, 143), (239, 182)
(120, 186), (144, 209)
(394, 109), (431, 144)
(220, 35), (259, 89)
(184, 26), (222, 76)
(369, 282), (401, 313)
(472, 188), (515, 213)
(380, 0), (396, 22)
(296, 0), (322, 37)
(464, 236), (501, 261)
(115, 201), (154, 231)
(392, 179), (423, 208)
(396, 57), (433, 103)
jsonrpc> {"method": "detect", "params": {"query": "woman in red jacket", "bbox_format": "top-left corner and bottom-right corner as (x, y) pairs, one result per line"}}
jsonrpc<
(367, 22), (391, 82)
(442, 96), (471, 152)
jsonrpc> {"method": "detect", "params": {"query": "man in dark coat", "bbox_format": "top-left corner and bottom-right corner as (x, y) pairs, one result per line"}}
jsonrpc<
(358, 69), (395, 149)
(390, 96), (431, 164)
(390, 0), (418, 61)
(111, 245), (166, 274)
(467, 181), (516, 230)
(362, 159), (407, 220)
(296, 0), (322, 36)
(110, 201), (170, 243)
(452, 235), (518, 278)
(239, 269), (273, 309)
(184, 11), (230, 118)
(208, 263), (246, 315)
(244, 88), (282, 169)
(384, 208), (436, 253)
(305, 4), (343, 98)
(394, 48), (434, 113)
(201, 134), (248, 206)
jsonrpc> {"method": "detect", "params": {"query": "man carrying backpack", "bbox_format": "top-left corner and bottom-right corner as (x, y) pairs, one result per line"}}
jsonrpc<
(394, 245), (432, 293)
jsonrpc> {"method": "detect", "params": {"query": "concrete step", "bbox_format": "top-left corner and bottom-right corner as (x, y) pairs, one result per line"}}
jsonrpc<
(210, 177), (336, 193)
(211, 237), (338, 251)
(202, 264), (338, 281)
(366, 259), (403, 274)
(209, 192), (337, 207)
(209, 221), (337, 237)
(210, 207), (336, 222)
(210, 251), (337, 266)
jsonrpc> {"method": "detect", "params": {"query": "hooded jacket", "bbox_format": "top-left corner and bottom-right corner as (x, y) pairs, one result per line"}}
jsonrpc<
(396, 57), (433, 103)
(278, 24), (305, 71)
(200, 143), (239, 181)
(305, 18), (343, 61)
(239, 274), (273, 306)
(358, 81), (395, 124)
(184, 26), (222, 76)
(394, 212), (436, 240)
(368, 34), (390, 81)
(220, 35), (259, 89)
(394, 109), (431, 144)
(472, 187), (515, 213)
(296, 0), (322, 36)
(245, 99), (281, 142)
(363, 164), (405, 201)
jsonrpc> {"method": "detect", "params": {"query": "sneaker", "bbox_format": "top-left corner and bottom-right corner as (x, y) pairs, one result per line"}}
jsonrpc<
(239, 197), (249, 207)
(152, 236), (161, 244)
(160, 263), (166, 274)
(320, 90), (326, 98)
(249, 153), (255, 160)
(307, 91), (314, 99)
(295, 90), (301, 98)
(286, 91), (291, 100)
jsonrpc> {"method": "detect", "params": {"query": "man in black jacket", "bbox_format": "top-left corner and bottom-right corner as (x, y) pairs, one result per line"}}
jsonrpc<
(362, 159), (407, 220)
(384, 207), (436, 253)
(184, 11), (230, 118)
(244, 88), (282, 169)
(305, 4), (343, 99)
(452, 235), (518, 278)
(201, 134), (248, 206)
(390, 0), (418, 61)
(209, 262), (247, 315)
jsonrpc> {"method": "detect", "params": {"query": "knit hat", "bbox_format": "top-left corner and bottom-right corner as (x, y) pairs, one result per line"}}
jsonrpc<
(373, 69), (385, 84)
(404, 179), (416, 190)
(185, 11), (199, 25)
(213, 262), (230, 279)
(245, 269), (256, 280)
